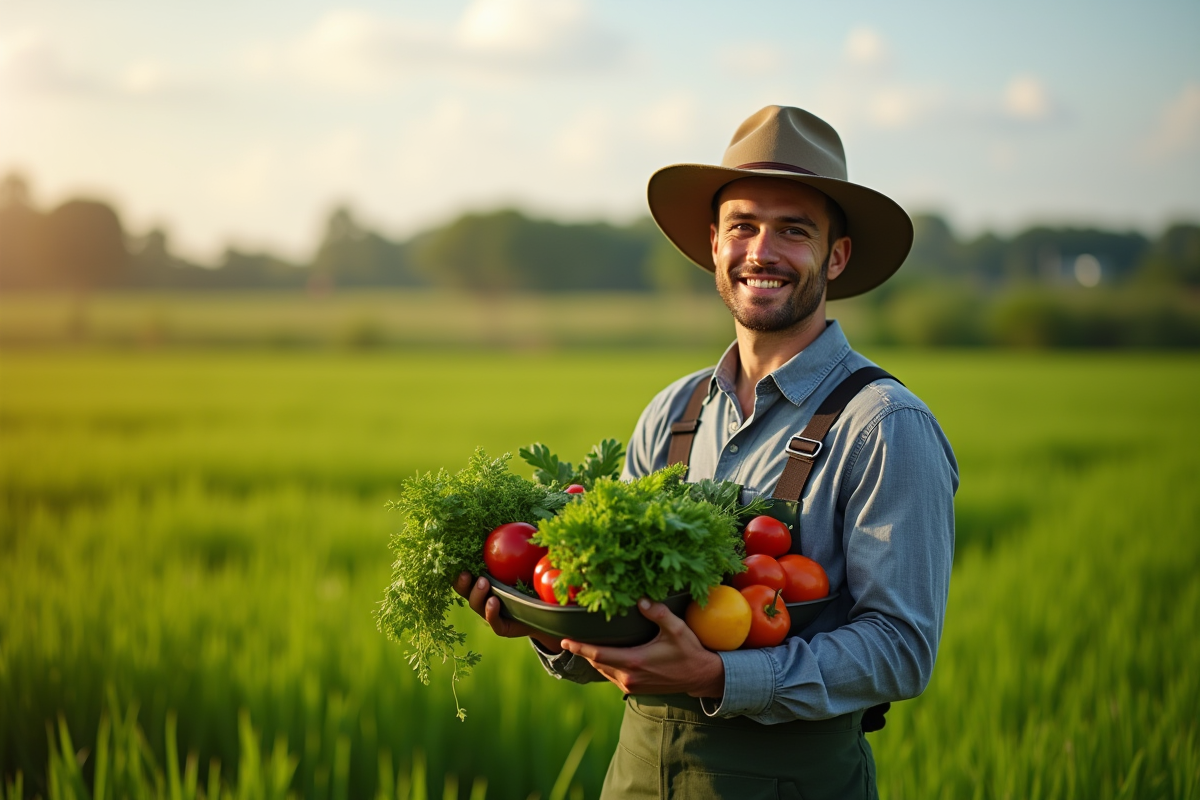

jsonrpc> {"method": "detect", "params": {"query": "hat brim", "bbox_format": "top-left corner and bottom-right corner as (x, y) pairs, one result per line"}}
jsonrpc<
(647, 164), (913, 301)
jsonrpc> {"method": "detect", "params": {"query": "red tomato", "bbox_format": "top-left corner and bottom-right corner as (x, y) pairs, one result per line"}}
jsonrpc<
(778, 554), (829, 602)
(536, 567), (578, 605)
(740, 585), (791, 648)
(533, 554), (553, 589)
(565, 484), (586, 494)
(731, 554), (787, 591)
(743, 515), (792, 558)
(483, 522), (546, 587)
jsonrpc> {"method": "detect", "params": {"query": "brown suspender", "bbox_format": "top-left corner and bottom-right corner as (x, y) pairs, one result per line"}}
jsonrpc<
(666, 374), (711, 468)
(666, 366), (900, 502)
(771, 367), (897, 501)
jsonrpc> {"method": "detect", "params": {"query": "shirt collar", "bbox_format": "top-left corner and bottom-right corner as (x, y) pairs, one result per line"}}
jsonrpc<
(709, 320), (853, 407)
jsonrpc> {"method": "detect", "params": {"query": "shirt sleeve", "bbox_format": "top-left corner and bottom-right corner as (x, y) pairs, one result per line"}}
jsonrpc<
(704, 405), (958, 722)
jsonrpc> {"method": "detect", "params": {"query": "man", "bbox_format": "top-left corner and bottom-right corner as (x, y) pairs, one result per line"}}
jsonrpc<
(455, 106), (958, 799)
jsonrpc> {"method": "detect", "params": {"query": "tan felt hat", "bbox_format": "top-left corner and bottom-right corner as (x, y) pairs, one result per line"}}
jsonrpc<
(647, 105), (913, 300)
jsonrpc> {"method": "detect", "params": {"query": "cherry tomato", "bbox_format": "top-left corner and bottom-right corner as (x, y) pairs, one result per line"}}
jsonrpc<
(483, 522), (546, 587)
(731, 554), (787, 591)
(685, 585), (751, 651)
(743, 515), (792, 558)
(740, 585), (791, 648)
(565, 484), (586, 494)
(536, 566), (577, 605)
(778, 554), (829, 602)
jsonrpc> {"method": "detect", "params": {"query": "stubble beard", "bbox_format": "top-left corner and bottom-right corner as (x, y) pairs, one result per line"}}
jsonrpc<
(717, 249), (830, 334)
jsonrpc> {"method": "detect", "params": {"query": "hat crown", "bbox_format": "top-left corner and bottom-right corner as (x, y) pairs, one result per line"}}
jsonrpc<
(720, 106), (848, 181)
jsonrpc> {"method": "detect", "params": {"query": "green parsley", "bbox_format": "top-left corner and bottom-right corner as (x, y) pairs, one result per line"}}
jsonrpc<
(374, 449), (567, 719)
(532, 465), (761, 617)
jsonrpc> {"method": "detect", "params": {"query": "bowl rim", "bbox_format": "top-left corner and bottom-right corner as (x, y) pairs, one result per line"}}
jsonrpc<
(485, 572), (837, 614)
(483, 572), (692, 615)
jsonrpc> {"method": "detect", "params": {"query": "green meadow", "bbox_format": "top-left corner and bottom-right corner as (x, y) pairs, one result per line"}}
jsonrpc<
(2, 344), (1199, 799)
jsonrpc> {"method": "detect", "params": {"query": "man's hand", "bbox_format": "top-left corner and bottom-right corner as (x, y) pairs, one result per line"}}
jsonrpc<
(561, 598), (725, 698)
(453, 572), (564, 654)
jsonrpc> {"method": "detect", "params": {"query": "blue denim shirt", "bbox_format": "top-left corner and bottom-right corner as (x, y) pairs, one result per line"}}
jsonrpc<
(534, 321), (958, 723)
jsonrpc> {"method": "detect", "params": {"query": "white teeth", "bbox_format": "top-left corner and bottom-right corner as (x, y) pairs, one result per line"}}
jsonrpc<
(745, 278), (783, 288)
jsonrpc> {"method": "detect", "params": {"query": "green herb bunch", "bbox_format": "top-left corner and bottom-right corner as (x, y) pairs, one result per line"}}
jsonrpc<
(519, 438), (625, 489)
(375, 449), (567, 719)
(533, 464), (756, 617)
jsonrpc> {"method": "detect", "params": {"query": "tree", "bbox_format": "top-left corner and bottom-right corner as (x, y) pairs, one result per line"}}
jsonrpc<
(44, 199), (129, 291)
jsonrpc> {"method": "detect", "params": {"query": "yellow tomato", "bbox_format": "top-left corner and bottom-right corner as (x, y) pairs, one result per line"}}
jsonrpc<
(685, 585), (752, 651)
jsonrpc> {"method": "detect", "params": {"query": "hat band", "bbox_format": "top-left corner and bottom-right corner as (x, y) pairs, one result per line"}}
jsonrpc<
(736, 161), (818, 176)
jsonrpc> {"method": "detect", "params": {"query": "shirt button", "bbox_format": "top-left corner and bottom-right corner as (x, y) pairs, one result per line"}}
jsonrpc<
(728, 444), (739, 453)
(728, 422), (738, 432)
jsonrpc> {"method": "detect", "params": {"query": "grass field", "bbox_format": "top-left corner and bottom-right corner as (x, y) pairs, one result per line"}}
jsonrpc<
(2, 346), (1199, 799)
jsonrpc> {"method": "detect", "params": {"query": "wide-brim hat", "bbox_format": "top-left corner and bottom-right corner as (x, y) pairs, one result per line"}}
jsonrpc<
(647, 105), (913, 300)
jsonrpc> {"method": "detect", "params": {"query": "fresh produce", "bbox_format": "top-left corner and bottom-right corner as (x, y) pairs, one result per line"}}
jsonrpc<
(536, 566), (579, 605)
(741, 585), (791, 648)
(731, 553), (787, 591)
(779, 553), (830, 602)
(483, 521), (546, 586)
(532, 464), (769, 618)
(520, 439), (626, 489)
(685, 585), (752, 651)
(375, 449), (569, 719)
(565, 484), (586, 494)
(743, 514), (792, 557)
(533, 553), (553, 589)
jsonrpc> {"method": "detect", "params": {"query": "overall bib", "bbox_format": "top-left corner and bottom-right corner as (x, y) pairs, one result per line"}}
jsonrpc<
(601, 368), (896, 799)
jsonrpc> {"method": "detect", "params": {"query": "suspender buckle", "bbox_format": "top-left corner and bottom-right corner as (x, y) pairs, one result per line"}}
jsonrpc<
(671, 420), (699, 434)
(785, 435), (823, 460)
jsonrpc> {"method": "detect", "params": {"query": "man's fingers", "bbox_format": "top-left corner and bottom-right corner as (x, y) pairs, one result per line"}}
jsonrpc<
(453, 571), (474, 599)
(467, 576), (492, 617)
(562, 639), (626, 666)
(637, 598), (690, 638)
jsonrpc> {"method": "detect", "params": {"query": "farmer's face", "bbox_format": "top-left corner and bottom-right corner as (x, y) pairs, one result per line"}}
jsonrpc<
(710, 177), (849, 334)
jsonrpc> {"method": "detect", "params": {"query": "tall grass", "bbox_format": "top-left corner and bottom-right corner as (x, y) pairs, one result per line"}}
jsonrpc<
(2, 348), (1198, 798)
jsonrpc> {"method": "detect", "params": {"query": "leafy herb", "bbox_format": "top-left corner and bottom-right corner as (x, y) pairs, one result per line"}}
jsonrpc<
(519, 438), (625, 489)
(532, 465), (748, 617)
(375, 449), (567, 719)
(685, 478), (773, 519)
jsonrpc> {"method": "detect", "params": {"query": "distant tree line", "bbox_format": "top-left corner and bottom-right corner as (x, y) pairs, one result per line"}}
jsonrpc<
(2, 171), (1197, 295)
(2, 171), (1199, 347)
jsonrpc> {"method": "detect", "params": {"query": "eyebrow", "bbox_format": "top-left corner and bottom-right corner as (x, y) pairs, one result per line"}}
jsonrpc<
(724, 211), (820, 228)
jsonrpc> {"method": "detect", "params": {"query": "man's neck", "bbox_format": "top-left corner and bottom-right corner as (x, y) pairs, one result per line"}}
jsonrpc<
(733, 306), (828, 418)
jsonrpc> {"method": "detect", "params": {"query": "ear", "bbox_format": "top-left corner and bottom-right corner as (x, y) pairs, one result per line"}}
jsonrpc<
(826, 236), (851, 282)
(710, 222), (719, 261)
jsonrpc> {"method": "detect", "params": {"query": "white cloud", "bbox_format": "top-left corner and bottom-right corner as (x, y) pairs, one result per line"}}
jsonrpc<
(637, 95), (700, 146)
(0, 29), (85, 93)
(1143, 83), (1200, 160)
(120, 61), (171, 96)
(844, 28), (891, 68)
(717, 43), (787, 77)
(249, 0), (626, 92)
(1003, 74), (1054, 121)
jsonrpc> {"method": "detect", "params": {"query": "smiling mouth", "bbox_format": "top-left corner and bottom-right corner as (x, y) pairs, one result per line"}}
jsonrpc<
(738, 276), (790, 289)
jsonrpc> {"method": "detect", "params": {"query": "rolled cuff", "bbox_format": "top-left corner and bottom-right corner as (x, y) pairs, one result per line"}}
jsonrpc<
(700, 648), (776, 718)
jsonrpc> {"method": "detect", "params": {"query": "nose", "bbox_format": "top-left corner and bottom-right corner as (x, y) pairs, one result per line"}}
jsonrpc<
(746, 228), (779, 267)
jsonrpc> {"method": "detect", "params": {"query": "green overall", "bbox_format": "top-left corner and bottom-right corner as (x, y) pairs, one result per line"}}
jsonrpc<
(600, 694), (876, 800)
(600, 368), (897, 799)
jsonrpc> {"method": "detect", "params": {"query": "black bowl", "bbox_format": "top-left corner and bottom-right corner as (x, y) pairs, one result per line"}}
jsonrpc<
(785, 592), (839, 634)
(484, 574), (692, 646)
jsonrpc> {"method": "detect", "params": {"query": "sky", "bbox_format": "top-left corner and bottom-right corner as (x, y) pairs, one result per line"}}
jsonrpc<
(1, 0), (1198, 262)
